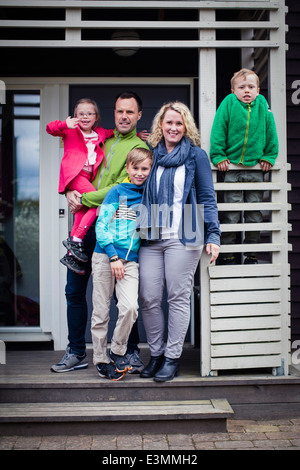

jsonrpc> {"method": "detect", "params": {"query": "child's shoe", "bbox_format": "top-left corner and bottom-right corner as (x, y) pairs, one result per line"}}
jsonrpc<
(96, 362), (125, 381)
(63, 237), (88, 263)
(110, 351), (133, 373)
(244, 256), (258, 264)
(60, 253), (86, 275)
(218, 256), (237, 265)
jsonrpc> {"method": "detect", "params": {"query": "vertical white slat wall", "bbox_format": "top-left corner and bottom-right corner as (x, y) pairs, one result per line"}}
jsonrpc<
(268, 1), (291, 375)
(200, 0), (291, 376)
(198, 8), (217, 377)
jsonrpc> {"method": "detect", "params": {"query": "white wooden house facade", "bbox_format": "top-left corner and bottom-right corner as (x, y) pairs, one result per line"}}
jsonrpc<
(0, 0), (292, 376)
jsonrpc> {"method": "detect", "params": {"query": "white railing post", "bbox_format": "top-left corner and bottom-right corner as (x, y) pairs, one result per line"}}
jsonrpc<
(269, 0), (290, 375)
(198, 8), (216, 376)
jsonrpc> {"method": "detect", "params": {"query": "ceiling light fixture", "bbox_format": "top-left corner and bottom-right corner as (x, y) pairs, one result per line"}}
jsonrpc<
(111, 30), (140, 57)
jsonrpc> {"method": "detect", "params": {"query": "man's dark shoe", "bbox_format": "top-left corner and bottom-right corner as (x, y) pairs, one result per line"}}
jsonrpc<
(60, 254), (86, 275)
(96, 362), (125, 381)
(63, 238), (88, 263)
(51, 347), (88, 373)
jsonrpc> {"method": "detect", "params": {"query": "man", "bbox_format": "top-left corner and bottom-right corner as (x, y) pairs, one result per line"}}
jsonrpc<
(51, 91), (149, 373)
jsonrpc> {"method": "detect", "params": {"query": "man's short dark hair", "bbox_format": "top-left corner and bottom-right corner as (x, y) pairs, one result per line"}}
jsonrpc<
(114, 91), (143, 112)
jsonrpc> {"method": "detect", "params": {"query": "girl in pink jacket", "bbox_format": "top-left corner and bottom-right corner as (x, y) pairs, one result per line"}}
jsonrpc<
(46, 98), (114, 275)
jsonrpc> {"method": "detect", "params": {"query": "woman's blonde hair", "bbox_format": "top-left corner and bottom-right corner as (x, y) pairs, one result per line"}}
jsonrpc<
(148, 101), (201, 148)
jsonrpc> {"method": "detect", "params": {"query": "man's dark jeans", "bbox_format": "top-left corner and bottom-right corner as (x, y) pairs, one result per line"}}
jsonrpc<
(65, 226), (139, 356)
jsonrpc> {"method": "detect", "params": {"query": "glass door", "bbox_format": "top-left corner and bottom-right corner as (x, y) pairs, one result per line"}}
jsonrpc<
(0, 91), (40, 327)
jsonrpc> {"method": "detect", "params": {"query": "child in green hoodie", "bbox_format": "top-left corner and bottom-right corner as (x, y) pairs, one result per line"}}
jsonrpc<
(210, 68), (279, 264)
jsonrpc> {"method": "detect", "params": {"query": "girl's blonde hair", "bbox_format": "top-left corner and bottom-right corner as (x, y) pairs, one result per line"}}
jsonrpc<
(148, 101), (201, 148)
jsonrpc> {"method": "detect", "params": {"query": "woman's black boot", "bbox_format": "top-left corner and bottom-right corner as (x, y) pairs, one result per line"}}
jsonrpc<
(140, 355), (164, 378)
(153, 357), (180, 382)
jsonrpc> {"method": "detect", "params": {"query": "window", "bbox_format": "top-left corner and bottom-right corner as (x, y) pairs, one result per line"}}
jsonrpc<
(0, 92), (40, 326)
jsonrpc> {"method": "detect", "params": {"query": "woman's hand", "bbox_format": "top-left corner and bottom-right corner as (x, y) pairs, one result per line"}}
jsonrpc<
(66, 190), (82, 214)
(138, 129), (150, 142)
(110, 259), (125, 280)
(206, 243), (220, 264)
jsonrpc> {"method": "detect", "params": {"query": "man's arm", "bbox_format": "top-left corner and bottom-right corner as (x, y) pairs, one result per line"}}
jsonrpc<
(66, 190), (82, 213)
(82, 166), (129, 208)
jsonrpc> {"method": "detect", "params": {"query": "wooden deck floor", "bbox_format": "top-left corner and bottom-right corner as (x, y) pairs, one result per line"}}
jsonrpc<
(1, 346), (300, 421)
(0, 345), (201, 385)
(1, 344), (300, 384)
(2, 344), (299, 385)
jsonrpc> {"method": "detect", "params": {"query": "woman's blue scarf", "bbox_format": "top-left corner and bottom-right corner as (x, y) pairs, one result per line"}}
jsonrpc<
(138, 136), (192, 237)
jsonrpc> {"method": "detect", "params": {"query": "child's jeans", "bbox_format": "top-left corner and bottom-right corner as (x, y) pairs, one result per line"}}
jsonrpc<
(67, 170), (97, 240)
(221, 169), (264, 257)
(91, 252), (139, 365)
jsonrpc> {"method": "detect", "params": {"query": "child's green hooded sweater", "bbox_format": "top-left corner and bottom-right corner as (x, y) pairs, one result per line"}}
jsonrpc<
(210, 94), (279, 167)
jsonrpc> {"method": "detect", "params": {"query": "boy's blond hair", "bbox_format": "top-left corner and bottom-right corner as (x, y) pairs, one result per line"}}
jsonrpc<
(231, 68), (260, 89)
(126, 147), (153, 166)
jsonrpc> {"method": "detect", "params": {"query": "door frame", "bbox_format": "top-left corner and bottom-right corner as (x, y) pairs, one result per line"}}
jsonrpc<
(1, 76), (194, 350)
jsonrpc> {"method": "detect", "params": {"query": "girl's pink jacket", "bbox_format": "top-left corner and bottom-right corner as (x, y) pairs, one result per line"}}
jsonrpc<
(46, 120), (114, 194)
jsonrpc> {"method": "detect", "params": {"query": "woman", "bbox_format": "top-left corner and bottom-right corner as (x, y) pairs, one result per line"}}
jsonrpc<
(138, 102), (220, 382)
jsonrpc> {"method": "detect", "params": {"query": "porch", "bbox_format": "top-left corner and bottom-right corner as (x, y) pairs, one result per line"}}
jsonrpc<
(1, 346), (300, 436)
(0, 0), (297, 439)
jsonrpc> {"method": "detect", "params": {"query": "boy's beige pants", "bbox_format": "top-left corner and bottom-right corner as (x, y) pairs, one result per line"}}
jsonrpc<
(91, 252), (139, 365)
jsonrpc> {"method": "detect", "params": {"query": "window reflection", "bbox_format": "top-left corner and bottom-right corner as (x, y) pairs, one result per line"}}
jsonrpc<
(0, 92), (40, 326)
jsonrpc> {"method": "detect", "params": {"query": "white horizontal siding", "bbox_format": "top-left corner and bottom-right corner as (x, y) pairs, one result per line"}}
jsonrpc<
(211, 355), (282, 371)
(211, 329), (282, 344)
(0, 1), (282, 9)
(0, 0), (282, 49)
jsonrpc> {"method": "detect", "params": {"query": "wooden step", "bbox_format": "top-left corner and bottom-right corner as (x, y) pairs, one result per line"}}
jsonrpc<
(0, 399), (233, 435)
(3, 350), (300, 422)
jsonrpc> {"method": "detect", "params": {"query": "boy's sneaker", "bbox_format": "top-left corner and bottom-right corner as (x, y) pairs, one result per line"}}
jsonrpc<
(60, 254), (86, 275)
(51, 347), (88, 373)
(96, 362), (125, 381)
(110, 351), (132, 373)
(125, 350), (144, 374)
(63, 237), (88, 263)
(218, 256), (237, 265)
